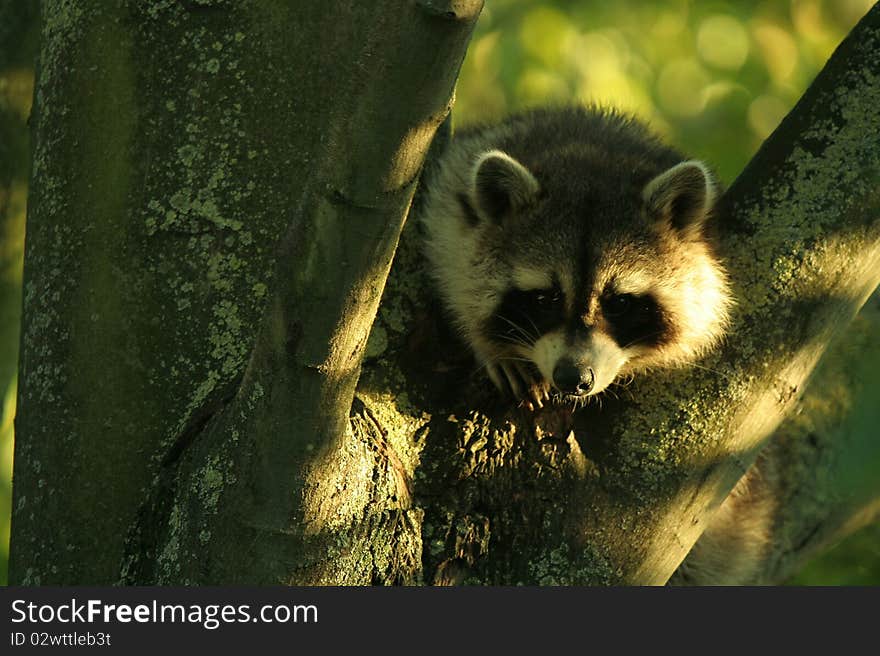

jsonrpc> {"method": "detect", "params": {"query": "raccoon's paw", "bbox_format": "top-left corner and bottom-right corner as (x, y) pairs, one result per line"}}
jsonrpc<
(522, 379), (552, 412)
(487, 361), (550, 411)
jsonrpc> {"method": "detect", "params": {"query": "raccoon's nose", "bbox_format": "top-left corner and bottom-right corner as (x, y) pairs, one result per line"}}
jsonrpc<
(553, 359), (594, 396)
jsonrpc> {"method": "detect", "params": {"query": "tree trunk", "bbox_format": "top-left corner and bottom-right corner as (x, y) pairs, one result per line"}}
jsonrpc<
(10, 0), (481, 585)
(10, 1), (880, 585)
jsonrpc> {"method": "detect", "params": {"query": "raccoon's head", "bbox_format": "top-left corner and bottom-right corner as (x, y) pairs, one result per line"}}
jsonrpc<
(468, 148), (732, 402)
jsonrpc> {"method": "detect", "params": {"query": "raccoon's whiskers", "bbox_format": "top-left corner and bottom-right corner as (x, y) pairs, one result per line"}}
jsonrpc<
(496, 356), (534, 365)
(616, 372), (636, 387)
(620, 330), (667, 350)
(622, 332), (735, 384)
(494, 314), (538, 345)
(520, 313), (542, 342)
(473, 355), (534, 382)
(491, 334), (534, 351)
(686, 361), (735, 382)
(609, 380), (636, 402)
(474, 356), (503, 376)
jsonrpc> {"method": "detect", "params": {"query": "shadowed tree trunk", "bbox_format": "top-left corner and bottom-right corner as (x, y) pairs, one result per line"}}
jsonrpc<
(10, 0), (482, 585)
(9, 1), (880, 585)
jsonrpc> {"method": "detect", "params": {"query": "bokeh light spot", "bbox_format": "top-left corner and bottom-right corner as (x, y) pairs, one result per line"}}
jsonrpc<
(519, 7), (576, 68)
(753, 23), (799, 83)
(697, 15), (750, 71)
(657, 59), (710, 116)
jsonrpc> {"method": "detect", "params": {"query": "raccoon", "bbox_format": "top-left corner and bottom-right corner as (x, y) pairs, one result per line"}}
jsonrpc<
(420, 106), (732, 406)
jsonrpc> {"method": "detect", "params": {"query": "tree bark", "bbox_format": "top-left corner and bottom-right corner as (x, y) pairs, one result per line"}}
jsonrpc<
(9, 1), (880, 586)
(10, 0), (481, 585)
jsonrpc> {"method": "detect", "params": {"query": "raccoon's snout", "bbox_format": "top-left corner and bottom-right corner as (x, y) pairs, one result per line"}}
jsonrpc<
(552, 358), (594, 396)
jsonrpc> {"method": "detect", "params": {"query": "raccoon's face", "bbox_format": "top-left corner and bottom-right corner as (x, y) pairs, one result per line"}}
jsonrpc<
(488, 270), (670, 400)
(469, 149), (731, 402)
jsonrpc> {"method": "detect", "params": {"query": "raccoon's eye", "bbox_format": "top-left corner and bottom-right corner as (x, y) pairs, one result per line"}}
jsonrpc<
(488, 285), (566, 344)
(601, 292), (670, 350)
(535, 288), (563, 307)
(603, 293), (635, 317)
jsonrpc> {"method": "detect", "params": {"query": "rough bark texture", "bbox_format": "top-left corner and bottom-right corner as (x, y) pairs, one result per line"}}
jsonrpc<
(9, 0), (879, 586)
(10, 0), (481, 585)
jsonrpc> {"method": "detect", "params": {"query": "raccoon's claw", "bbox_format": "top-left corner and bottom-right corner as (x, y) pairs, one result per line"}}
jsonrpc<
(523, 378), (550, 411)
(488, 362), (548, 411)
(528, 381), (551, 410)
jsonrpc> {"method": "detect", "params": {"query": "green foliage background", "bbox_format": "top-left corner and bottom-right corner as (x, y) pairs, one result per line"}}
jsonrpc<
(0, 0), (876, 584)
(1, 0), (38, 588)
(455, 0), (875, 184)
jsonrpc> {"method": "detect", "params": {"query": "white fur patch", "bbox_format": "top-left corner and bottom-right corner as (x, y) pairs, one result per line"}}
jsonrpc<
(531, 331), (566, 384)
(512, 267), (553, 291)
(609, 270), (653, 296)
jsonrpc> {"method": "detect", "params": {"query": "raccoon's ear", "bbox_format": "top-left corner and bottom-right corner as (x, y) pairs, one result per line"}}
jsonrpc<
(471, 150), (541, 223)
(643, 160), (717, 236)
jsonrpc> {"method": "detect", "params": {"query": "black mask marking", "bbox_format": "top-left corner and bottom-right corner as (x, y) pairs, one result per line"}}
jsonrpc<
(600, 291), (670, 349)
(487, 284), (565, 348)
